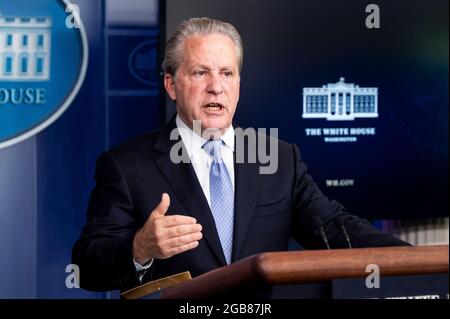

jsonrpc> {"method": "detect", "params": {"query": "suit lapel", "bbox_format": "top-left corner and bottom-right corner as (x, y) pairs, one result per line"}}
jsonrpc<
(232, 132), (259, 261)
(154, 118), (227, 266)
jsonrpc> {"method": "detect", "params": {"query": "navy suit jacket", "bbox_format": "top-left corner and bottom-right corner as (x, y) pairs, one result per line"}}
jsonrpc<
(72, 117), (408, 292)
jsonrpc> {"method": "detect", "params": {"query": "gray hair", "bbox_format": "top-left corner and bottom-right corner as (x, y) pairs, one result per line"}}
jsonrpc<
(162, 17), (243, 76)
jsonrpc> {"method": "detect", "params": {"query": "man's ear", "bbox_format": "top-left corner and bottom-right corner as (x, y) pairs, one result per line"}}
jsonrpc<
(164, 74), (177, 101)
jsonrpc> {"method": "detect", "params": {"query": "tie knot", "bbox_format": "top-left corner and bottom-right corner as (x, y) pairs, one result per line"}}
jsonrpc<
(203, 139), (223, 161)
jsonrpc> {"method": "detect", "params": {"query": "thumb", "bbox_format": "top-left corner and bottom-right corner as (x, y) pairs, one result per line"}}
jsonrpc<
(152, 193), (170, 217)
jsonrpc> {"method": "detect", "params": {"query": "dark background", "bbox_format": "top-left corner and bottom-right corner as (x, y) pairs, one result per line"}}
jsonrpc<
(162, 0), (449, 219)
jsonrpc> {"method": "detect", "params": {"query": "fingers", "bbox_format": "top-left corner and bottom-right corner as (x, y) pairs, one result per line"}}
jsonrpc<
(159, 215), (197, 227)
(152, 193), (170, 217)
(167, 240), (200, 256)
(164, 223), (202, 239)
(154, 223), (201, 243)
(155, 225), (202, 258)
(165, 230), (203, 248)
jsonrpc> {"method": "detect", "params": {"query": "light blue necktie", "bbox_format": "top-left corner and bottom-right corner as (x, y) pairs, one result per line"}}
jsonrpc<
(202, 139), (234, 264)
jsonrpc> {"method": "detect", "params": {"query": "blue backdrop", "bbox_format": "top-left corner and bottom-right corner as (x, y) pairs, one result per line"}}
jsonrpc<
(0, 0), (160, 298)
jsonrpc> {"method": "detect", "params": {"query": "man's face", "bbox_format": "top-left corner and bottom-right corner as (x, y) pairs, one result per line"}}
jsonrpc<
(164, 34), (240, 134)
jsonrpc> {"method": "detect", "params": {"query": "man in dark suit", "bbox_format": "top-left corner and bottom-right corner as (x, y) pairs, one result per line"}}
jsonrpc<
(72, 17), (408, 292)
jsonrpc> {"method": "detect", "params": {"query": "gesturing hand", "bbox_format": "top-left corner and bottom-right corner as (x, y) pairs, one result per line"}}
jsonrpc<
(132, 193), (203, 265)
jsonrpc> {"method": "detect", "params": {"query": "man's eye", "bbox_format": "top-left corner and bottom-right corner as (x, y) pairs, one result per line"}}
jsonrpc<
(193, 70), (206, 76)
(223, 71), (233, 77)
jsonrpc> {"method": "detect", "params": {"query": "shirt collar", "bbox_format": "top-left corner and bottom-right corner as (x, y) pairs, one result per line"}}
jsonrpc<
(175, 114), (235, 159)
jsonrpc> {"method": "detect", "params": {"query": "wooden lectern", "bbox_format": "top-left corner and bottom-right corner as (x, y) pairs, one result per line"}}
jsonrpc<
(122, 245), (449, 299)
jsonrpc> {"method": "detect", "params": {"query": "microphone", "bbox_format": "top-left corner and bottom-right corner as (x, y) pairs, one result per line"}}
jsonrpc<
(333, 216), (352, 248)
(312, 216), (330, 249)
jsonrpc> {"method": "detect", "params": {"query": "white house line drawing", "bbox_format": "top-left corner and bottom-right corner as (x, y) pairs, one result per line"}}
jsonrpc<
(0, 13), (52, 81)
(302, 77), (378, 121)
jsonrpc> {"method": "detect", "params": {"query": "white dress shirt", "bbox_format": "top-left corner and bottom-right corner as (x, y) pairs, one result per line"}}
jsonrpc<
(175, 114), (235, 204)
(134, 115), (235, 280)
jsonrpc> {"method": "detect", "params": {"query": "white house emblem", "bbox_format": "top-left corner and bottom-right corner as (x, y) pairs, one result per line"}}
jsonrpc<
(302, 77), (378, 121)
(0, 15), (51, 81)
(0, 0), (88, 150)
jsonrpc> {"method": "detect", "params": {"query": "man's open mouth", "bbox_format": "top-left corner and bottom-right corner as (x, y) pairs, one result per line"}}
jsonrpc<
(204, 103), (225, 111)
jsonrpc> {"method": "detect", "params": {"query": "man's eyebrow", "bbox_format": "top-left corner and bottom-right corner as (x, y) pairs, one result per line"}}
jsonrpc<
(190, 64), (236, 71)
(191, 64), (211, 70)
(220, 66), (235, 71)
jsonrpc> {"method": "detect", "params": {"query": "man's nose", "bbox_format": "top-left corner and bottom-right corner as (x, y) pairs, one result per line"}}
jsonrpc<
(206, 74), (223, 95)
